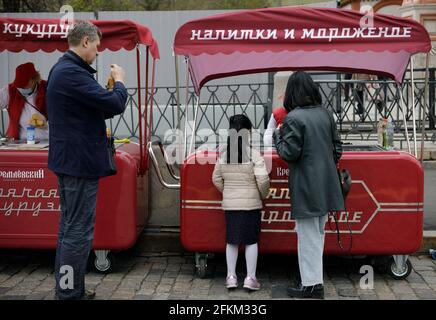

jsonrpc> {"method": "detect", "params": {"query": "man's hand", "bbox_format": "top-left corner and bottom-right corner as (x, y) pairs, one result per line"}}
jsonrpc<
(110, 64), (125, 84)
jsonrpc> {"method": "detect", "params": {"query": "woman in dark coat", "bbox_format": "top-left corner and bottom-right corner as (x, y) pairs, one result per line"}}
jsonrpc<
(273, 71), (344, 299)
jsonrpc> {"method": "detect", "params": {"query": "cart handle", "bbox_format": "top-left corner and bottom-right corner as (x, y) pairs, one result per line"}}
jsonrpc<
(148, 139), (180, 189)
(151, 136), (180, 181)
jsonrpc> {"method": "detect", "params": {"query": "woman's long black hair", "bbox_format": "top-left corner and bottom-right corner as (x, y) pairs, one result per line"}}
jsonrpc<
(283, 71), (322, 112)
(226, 114), (253, 164)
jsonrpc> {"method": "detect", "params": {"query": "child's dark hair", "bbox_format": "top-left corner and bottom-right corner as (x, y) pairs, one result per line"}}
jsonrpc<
(283, 71), (322, 112)
(226, 114), (253, 164)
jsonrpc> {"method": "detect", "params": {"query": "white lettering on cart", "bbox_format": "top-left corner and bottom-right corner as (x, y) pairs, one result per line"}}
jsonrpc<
(267, 188), (290, 200)
(0, 188), (58, 198)
(3, 23), (70, 39)
(276, 167), (289, 177)
(189, 27), (413, 42)
(191, 29), (278, 41)
(284, 29), (295, 39)
(328, 211), (363, 223)
(0, 187), (60, 217)
(0, 169), (44, 179)
(1, 201), (60, 217)
(262, 210), (292, 224)
(32, 202), (42, 216)
(302, 28), (315, 39)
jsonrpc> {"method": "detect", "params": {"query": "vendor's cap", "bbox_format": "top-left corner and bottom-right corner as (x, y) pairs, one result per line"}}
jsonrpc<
(13, 62), (37, 88)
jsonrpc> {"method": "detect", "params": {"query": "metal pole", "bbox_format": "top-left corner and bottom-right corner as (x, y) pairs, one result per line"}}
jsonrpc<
(188, 95), (200, 156)
(410, 56), (417, 157)
(183, 58), (190, 160)
(144, 47), (150, 172)
(420, 53), (430, 162)
(399, 84), (412, 154)
(136, 46), (143, 174)
(430, 67), (435, 130)
(148, 58), (157, 171)
(174, 54), (182, 165)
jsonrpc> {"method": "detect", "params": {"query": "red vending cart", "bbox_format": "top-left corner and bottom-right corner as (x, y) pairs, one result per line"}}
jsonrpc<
(0, 18), (160, 273)
(163, 7), (431, 279)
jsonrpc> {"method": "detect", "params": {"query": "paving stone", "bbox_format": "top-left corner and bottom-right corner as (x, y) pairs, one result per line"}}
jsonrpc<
(145, 274), (162, 281)
(359, 294), (378, 300)
(117, 278), (142, 290)
(25, 292), (49, 300)
(0, 295), (27, 300)
(133, 294), (153, 300)
(0, 250), (434, 300)
(152, 293), (170, 300)
(159, 277), (176, 285)
(390, 285), (415, 294)
(111, 290), (136, 300)
(162, 271), (179, 279)
(155, 284), (172, 293)
(416, 271), (436, 277)
(43, 290), (56, 300)
(176, 274), (194, 282)
(208, 285), (227, 296)
(410, 283), (431, 290)
(377, 293), (397, 300)
(337, 288), (358, 297)
(414, 289), (436, 300)
(271, 284), (288, 299)
(422, 276), (436, 284)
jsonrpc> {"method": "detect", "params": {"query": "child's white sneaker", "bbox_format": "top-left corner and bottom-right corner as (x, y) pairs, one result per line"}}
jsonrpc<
(243, 276), (260, 291)
(226, 275), (238, 289)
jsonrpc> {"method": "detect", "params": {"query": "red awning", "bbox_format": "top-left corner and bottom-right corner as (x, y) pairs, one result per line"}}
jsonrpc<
(174, 7), (431, 93)
(0, 18), (160, 59)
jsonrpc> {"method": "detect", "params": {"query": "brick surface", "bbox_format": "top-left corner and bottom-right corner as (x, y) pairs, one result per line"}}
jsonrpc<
(0, 249), (435, 300)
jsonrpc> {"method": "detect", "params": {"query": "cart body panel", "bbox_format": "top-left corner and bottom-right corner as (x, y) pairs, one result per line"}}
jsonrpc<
(0, 143), (149, 250)
(180, 149), (423, 255)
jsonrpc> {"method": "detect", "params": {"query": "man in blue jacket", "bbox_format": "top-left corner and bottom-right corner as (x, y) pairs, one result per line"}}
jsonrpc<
(46, 21), (127, 300)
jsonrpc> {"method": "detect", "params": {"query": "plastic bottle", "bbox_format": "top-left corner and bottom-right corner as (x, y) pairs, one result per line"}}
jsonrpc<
(377, 117), (387, 147)
(26, 125), (35, 144)
(386, 119), (394, 150)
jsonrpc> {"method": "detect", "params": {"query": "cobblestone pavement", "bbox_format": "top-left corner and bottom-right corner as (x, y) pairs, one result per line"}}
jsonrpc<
(0, 248), (436, 300)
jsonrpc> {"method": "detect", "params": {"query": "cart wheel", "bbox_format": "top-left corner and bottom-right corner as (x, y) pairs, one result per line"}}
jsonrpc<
(195, 253), (208, 278)
(387, 257), (412, 280)
(92, 250), (115, 274)
(196, 258), (207, 278)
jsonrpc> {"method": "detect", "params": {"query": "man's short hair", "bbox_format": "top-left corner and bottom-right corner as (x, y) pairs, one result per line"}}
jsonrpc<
(67, 20), (102, 47)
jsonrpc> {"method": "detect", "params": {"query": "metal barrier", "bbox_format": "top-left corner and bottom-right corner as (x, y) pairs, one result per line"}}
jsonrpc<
(1, 70), (435, 143)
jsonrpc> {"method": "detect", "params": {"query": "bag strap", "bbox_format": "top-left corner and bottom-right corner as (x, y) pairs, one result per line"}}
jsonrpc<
(323, 107), (353, 253)
(328, 212), (353, 253)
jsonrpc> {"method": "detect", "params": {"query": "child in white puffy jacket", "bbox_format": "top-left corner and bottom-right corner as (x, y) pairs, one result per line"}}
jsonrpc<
(212, 114), (270, 291)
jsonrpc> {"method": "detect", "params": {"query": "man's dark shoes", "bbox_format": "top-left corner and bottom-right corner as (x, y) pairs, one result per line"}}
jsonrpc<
(83, 289), (96, 300)
(287, 283), (324, 299)
(55, 289), (96, 300)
